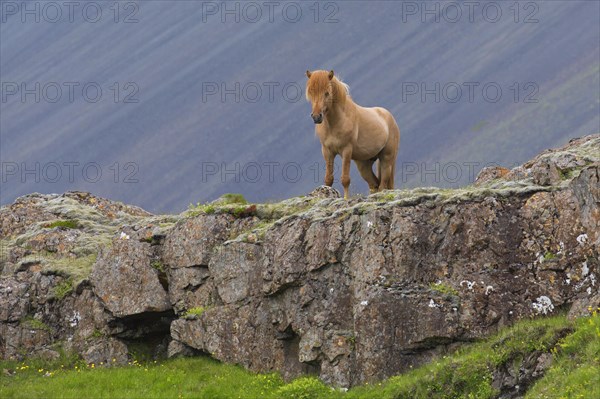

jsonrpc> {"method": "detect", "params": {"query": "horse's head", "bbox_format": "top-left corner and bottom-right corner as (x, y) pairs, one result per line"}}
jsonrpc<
(305, 69), (335, 124)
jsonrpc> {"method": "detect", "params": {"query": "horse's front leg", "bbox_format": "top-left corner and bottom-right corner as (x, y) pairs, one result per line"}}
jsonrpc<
(322, 146), (335, 187)
(341, 146), (352, 199)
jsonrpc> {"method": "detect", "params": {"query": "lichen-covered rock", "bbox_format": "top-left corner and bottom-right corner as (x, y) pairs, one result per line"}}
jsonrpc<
(0, 192), (174, 363)
(169, 135), (600, 387)
(0, 134), (598, 389)
(0, 191), (150, 239)
(163, 214), (257, 314)
(81, 337), (129, 365)
(308, 185), (341, 199)
(163, 215), (233, 270)
(475, 166), (510, 186)
(90, 239), (170, 318)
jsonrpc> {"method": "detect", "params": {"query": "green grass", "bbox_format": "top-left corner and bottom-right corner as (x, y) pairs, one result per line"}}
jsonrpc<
(219, 193), (248, 205)
(0, 357), (291, 399)
(182, 306), (207, 319)
(1, 312), (598, 399)
(186, 203), (216, 216)
(187, 193), (249, 217)
(370, 192), (398, 202)
(48, 253), (98, 284)
(44, 220), (80, 229)
(429, 281), (459, 297)
(52, 278), (74, 300)
(186, 203), (257, 218)
(524, 308), (600, 399)
(20, 317), (50, 332)
(90, 329), (104, 339)
(150, 260), (165, 273)
(343, 315), (575, 399)
(557, 168), (576, 181)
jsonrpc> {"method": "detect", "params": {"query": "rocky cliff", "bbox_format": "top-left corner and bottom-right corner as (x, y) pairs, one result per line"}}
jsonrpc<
(1, 135), (598, 389)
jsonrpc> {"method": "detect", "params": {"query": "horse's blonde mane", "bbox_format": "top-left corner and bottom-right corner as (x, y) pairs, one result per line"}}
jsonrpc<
(337, 79), (350, 96)
(331, 77), (350, 104)
(306, 71), (350, 104)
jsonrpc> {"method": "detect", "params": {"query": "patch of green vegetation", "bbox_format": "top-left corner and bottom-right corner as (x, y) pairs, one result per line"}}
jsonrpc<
(380, 192), (397, 202)
(21, 316), (50, 332)
(257, 199), (317, 220)
(0, 345), (83, 373)
(429, 282), (459, 297)
(187, 202), (257, 219)
(229, 219), (277, 242)
(253, 219), (276, 232)
(126, 341), (155, 364)
(525, 308), (600, 398)
(186, 203), (216, 217)
(0, 356), (287, 399)
(544, 251), (557, 261)
(557, 168), (576, 181)
(11, 230), (102, 283)
(90, 329), (104, 339)
(44, 220), (79, 230)
(187, 193), (250, 217)
(150, 260), (165, 273)
(253, 220), (276, 240)
(1, 314), (597, 398)
(219, 193), (248, 205)
(356, 203), (376, 215)
(48, 253), (98, 284)
(229, 204), (256, 218)
(202, 205), (217, 214)
(0, 238), (12, 263)
(53, 278), (74, 300)
(347, 335), (356, 350)
(182, 306), (207, 319)
(274, 376), (333, 398)
(344, 315), (574, 399)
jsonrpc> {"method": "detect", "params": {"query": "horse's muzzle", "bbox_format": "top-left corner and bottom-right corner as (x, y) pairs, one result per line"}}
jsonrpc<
(312, 113), (323, 124)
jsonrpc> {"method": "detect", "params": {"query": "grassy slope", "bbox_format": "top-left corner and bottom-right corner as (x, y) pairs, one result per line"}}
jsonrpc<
(1, 311), (598, 399)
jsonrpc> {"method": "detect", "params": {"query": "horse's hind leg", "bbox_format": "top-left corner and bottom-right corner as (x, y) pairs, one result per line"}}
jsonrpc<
(378, 124), (399, 190)
(379, 154), (395, 190)
(355, 159), (380, 193)
(382, 154), (397, 190)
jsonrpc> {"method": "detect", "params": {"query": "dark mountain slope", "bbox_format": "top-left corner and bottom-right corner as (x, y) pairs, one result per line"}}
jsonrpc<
(1, 1), (598, 212)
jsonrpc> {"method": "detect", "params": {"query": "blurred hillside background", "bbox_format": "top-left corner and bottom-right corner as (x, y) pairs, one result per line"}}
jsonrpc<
(1, 0), (599, 213)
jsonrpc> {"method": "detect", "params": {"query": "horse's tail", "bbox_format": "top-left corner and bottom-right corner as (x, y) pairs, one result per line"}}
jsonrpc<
(377, 159), (381, 182)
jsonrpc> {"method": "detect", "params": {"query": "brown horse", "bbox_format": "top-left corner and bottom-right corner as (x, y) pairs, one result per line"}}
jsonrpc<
(305, 70), (400, 199)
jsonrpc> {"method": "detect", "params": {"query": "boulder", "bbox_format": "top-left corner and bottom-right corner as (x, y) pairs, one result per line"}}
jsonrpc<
(90, 239), (170, 318)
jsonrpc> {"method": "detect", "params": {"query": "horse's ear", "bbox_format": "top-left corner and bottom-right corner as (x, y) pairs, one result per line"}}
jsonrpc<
(328, 70), (334, 80)
(306, 70), (312, 78)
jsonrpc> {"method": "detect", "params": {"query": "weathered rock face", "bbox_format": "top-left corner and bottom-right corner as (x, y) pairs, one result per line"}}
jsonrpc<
(163, 214), (258, 314)
(0, 192), (175, 363)
(0, 135), (598, 388)
(90, 239), (171, 318)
